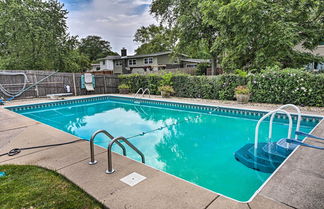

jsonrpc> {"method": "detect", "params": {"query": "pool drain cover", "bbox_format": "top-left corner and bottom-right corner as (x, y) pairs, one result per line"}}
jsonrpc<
(120, 172), (146, 186)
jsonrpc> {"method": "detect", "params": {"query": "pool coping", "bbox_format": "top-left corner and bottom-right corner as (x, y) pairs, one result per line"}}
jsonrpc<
(5, 94), (323, 202)
(1, 94), (323, 208)
(6, 94), (323, 120)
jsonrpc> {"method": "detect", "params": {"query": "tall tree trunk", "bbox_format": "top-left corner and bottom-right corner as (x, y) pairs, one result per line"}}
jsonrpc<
(211, 56), (217, 75)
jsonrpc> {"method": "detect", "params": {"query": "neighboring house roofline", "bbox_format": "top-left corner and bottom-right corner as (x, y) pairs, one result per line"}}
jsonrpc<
(126, 51), (173, 59)
(97, 55), (121, 61)
(181, 58), (211, 63)
(98, 51), (188, 61)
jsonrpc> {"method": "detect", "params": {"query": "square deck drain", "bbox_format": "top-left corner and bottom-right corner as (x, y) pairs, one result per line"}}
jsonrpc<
(120, 172), (146, 186)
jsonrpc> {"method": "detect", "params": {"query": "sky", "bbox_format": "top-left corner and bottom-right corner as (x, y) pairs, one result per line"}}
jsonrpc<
(60, 0), (157, 54)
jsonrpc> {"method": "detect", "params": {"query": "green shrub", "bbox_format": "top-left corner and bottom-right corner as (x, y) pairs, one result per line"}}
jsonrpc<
(160, 72), (173, 86)
(119, 68), (324, 106)
(235, 85), (250, 95)
(250, 69), (324, 106)
(119, 74), (161, 94)
(118, 84), (130, 89)
(158, 85), (175, 94)
(146, 74), (162, 94)
(234, 69), (248, 77)
(215, 74), (248, 100)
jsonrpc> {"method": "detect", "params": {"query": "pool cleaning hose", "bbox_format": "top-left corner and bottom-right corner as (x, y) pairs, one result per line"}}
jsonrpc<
(0, 115), (202, 157)
(126, 115), (201, 140)
(0, 72), (29, 97)
(0, 71), (58, 103)
(0, 139), (84, 157)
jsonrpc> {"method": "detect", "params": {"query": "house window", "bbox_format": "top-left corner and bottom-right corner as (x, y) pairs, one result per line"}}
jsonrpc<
(186, 64), (197, 68)
(115, 60), (122, 66)
(129, 59), (136, 65)
(102, 60), (106, 65)
(144, 57), (153, 64)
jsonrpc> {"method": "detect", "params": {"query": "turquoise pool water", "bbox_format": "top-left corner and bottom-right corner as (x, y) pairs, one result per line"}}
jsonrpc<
(10, 97), (319, 201)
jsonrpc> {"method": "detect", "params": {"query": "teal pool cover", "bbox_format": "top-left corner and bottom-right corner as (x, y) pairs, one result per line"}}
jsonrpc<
(7, 96), (322, 201)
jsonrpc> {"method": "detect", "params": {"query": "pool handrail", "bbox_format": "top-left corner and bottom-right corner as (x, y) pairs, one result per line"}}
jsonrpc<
(269, 104), (301, 140)
(134, 88), (150, 100)
(134, 88), (144, 99)
(106, 136), (145, 174)
(89, 130), (126, 165)
(254, 109), (293, 150)
(141, 88), (150, 98)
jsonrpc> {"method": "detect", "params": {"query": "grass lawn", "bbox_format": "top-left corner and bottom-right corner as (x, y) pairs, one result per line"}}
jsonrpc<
(0, 165), (104, 209)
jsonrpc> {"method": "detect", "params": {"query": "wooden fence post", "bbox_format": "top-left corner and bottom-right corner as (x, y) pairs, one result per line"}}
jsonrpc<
(103, 75), (107, 94)
(72, 73), (77, 96)
(34, 74), (39, 97)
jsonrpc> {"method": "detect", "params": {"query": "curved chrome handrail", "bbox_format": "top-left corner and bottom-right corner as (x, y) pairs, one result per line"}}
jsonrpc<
(269, 104), (301, 140)
(254, 109), (293, 150)
(134, 88), (150, 100)
(268, 110), (293, 144)
(89, 130), (126, 165)
(106, 136), (145, 174)
(141, 88), (150, 98)
(134, 88), (144, 99)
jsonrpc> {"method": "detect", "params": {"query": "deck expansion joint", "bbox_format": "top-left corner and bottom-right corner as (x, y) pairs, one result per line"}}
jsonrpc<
(0, 124), (38, 133)
(279, 201), (298, 209)
(204, 195), (220, 209)
(247, 202), (252, 209)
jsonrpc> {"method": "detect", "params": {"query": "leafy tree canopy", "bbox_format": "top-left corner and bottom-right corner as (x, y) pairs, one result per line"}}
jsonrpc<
(151, 0), (219, 74)
(0, 0), (89, 72)
(133, 25), (175, 55)
(200, 0), (324, 71)
(79, 35), (118, 62)
(151, 0), (324, 72)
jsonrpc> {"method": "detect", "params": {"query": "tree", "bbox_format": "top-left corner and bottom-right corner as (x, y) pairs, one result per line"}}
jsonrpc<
(0, 0), (89, 72)
(79, 35), (117, 62)
(151, 0), (219, 74)
(134, 25), (175, 55)
(200, 0), (324, 71)
(151, 0), (323, 73)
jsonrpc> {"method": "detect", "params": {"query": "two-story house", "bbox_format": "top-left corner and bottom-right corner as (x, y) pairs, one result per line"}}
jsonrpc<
(91, 48), (210, 74)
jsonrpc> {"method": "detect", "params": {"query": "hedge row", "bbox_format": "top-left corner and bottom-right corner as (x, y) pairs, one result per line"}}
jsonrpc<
(119, 69), (324, 107)
(249, 69), (324, 107)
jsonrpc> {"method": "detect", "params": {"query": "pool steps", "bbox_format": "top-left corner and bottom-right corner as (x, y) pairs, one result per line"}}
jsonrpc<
(235, 104), (324, 173)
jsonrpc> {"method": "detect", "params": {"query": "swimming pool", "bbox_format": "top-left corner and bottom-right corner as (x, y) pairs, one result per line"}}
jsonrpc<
(7, 96), (322, 202)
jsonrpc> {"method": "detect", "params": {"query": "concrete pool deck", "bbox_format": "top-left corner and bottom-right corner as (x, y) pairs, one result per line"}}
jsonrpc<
(0, 94), (323, 209)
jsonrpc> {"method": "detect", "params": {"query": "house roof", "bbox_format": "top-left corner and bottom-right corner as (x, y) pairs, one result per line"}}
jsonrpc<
(181, 58), (210, 63)
(98, 55), (121, 61)
(126, 51), (173, 59)
(99, 51), (189, 61)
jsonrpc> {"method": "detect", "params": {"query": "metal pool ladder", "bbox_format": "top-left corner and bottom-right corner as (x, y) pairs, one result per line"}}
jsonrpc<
(106, 136), (145, 174)
(89, 129), (145, 174)
(134, 88), (150, 100)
